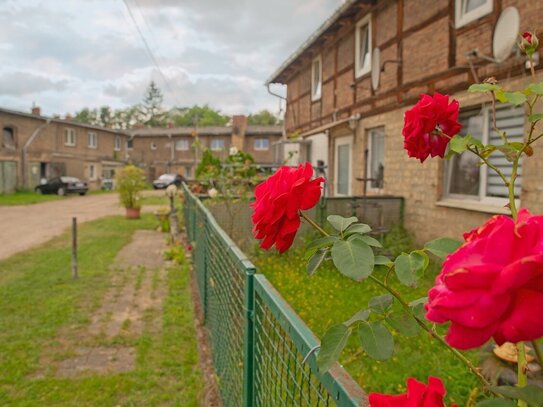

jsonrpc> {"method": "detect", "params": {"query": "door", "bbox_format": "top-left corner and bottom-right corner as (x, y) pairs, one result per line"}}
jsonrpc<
(0, 161), (17, 194)
(334, 136), (353, 196)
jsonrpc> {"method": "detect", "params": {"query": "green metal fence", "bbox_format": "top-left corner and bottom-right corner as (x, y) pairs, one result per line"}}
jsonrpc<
(182, 184), (367, 407)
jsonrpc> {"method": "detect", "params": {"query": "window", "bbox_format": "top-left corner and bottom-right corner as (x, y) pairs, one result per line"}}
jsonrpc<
(150, 142), (157, 150)
(127, 139), (133, 150)
(355, 15), (372, 78)
(64, 128), (76, 146)
(89, 164), (96, 180)
(335, 136), (353, 196)
(443, 104), (523, 203)
(367, 127), (385, 190)
(254, 138), (269, 151)
(2, 127), (15, 149)
(114, 136), (121, 151)
(210, 139), (225, 151)
(88, 132), (97, 149)
(175, 139), (189, 151)
(455, 0), (492, 28)
(311, 55), (322, 101)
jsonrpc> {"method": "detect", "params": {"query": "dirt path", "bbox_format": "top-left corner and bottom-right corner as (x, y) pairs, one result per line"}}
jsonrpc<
(37, 230), (169, 378)
(0, 191), (164, 261)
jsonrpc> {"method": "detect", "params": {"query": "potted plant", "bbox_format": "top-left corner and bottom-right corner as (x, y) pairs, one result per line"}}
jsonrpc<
(116, 165), (145, 219)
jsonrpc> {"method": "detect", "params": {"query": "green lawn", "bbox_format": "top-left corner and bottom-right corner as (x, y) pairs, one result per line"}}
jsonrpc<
(0, 215), (204, 406)
(0, 191), (64, 205)
(141, 194), (170, 206)
(252, 232), (479, 406)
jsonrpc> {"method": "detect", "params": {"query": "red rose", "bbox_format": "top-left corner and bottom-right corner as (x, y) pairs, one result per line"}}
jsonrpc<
(251, 162), (324, 253)
(426, 209), (543, 350)
(520, 31), (539, 55)
(523, 32), (533, 43)
(402, 93), (462, 163)
(369, 376), (456, 407)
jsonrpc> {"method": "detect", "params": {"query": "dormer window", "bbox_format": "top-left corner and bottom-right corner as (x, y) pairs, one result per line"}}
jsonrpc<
(355, 15), (371, 78)
(455, 0), (492, 28)
(311, 55), (322, 101)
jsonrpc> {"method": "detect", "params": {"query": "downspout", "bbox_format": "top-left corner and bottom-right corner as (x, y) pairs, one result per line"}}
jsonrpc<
(266, 83), (288, 139)
(22, 119), (51, 188)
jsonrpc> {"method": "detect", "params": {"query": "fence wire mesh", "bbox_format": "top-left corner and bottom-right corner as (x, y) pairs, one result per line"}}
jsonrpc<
(182, 184), (367, 407)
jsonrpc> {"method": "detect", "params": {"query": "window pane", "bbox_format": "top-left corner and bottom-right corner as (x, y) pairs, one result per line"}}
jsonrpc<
(370, 129), (384, 189)
(487, 105), (524, 198)
(465, 0), (487, 13)
(359, 24), (369, 71)
(312, 59), (321, 97)
(446, 110), (483, 196)
(337, 144), (350, 195)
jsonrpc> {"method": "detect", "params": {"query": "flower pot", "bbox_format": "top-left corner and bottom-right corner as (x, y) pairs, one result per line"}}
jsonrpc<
(125, 207), (141, 219)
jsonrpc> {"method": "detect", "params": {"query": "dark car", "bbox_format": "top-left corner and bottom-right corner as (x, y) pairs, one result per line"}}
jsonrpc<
(152, 173), (184, 189)
(35, 176), (89, 196)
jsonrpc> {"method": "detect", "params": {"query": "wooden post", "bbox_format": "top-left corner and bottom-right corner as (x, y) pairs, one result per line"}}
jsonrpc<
(169, 194), (179, 243)
(72, 217), (78, 279)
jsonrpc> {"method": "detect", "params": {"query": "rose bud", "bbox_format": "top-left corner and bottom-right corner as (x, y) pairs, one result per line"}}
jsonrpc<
(519, 31), (539, 56)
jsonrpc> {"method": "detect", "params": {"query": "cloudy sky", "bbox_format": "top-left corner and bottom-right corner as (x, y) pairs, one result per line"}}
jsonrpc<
(0, 0), (342, 117)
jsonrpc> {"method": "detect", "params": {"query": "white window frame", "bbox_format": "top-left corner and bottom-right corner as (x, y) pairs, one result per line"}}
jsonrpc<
(114, 135), (121, 151)
(367, 127), (385, 193)
(210, 139), (225, 151)
(150, 142), (157, 150)
(334, 135), (353, 196)
(254, 138), (269, 151)
(311, 55), (322, 101)
(442, 105), (522, 207)
(355, 14), (372, 78)
(175, 139), (190, 151)
(87, 132), (97, 149)
(455, 0), (493, 28)
(64, 128), (76, 147)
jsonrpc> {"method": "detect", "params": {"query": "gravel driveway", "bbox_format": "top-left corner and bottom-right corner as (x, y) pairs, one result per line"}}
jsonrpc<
(0, 192), (163, 261)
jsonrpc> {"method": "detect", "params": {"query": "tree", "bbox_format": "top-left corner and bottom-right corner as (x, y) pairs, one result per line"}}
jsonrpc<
(140, 81), (166, 128)
(172, 105), (229, 127)
(247, 110), (281, 125)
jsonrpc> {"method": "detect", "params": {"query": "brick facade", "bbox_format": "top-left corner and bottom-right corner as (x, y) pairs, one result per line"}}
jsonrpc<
(268, 0), (543, 243)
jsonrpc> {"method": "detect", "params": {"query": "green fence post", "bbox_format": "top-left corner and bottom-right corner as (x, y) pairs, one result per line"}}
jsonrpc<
(244, 266), (255, 407)
(203, 215), (209, 322)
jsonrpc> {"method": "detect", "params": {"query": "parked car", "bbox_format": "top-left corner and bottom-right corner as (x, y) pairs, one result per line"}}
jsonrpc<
(152, 173), (185, 189)
(35, 176), (88, 196)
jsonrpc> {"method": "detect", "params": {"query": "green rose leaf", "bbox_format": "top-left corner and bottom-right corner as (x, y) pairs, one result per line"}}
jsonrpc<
(368, 294), (394, 314)
(349, 234), (383, 248)
(358, 321), (394, 361)
(307, 249), (328, 276)
(424, 237), (462, 259)
(409, 297), (428, 321)
(327, 215), (358, 233)
(475, 400), (516, 407)
(305, 236), (338, 259)
(344, 309), (370, 326)
(468, 83), (502, 93)
(526, 81), (543, 95)
(394, 250), (429, 287)
(375, 255), (392, 266)
(502, 91), (527, 106)
(490, 385), (543, 407)
(529, 113), (543, 122)
(344, 223), (372, 237)
(317, 324), (352, 373)
(480, 145), (497, 158)
(496, 145), (519, 162)
(386, 309), (421, 337)
(449, 135), (470, 154)
(331, 239), (375, 281)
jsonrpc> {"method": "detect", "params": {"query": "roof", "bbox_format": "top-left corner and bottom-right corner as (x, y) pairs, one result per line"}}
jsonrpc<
(0, 107), (128, 135)
(265, 0), (372, 85)
(130, 125), (283, 137)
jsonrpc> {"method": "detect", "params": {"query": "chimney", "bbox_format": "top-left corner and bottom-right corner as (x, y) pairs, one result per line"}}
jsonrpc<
(31, 106), (41, 116)
(65, 114), (73, 121)
(231, 115), (247, 151)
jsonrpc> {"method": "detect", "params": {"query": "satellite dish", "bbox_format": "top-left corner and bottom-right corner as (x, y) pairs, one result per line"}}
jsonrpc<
(371, 48), (381, 91)
(493, 7), (520, 63)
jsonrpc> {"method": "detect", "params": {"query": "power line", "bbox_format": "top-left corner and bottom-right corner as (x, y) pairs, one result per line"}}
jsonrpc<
(122, 0), (181, 106)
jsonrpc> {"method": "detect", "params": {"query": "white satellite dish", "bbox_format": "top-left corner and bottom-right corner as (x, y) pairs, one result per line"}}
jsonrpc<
(493, 6), (520, 63)
(371, 48), (381, 91)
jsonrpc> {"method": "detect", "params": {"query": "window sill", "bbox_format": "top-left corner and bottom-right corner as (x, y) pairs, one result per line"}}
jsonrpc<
(436, 199), (511, 215)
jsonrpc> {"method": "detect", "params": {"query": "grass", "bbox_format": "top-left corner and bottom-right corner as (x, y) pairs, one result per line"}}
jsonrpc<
(252, 229), (479, 406)
(0, 191), (64, 205)
(140, 195), (170, 206)
(0, 215), (204, 406)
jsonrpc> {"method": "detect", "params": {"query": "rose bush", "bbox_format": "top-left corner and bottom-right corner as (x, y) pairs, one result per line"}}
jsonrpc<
(426, 209), (543, 350)
(368, 377), (456, 407)
(251, 162), (324, 253)
(402, 92), (462, 162)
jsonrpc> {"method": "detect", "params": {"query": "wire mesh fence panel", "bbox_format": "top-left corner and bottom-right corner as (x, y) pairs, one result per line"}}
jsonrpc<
(253, 275), (367, 407)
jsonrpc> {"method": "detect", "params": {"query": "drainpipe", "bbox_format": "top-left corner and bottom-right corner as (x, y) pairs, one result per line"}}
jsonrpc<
(22, 119), (51, 188)
(266, 83), (288, 139)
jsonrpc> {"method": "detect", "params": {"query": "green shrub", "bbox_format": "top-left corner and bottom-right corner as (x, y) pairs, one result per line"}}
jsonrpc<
(116, 165), (146, 209)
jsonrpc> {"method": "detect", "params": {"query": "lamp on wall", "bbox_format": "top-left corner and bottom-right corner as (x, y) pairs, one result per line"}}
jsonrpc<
(348, 113), (361, 130)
